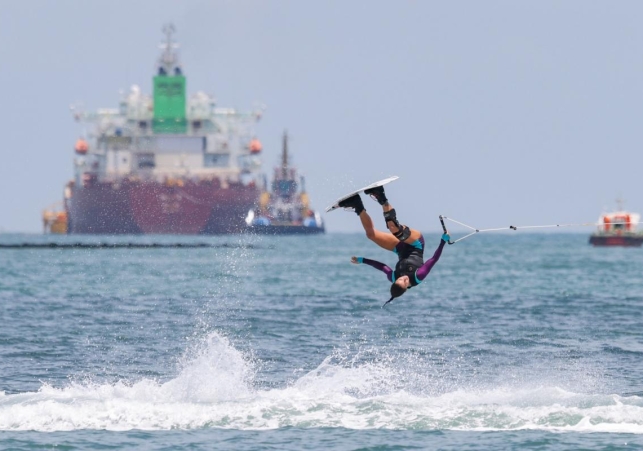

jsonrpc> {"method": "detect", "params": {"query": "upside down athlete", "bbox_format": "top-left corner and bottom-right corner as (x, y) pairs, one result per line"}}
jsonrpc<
(338, 185), (450, 305)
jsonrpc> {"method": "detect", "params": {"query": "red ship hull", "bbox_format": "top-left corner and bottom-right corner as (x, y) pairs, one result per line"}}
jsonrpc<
(589, 234), (643, 247)
(67, 180), (259, 234)
(246, 224), (325, 235)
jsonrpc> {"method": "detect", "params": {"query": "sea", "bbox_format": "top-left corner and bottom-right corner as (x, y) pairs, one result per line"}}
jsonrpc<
(0, 232), (642, 450)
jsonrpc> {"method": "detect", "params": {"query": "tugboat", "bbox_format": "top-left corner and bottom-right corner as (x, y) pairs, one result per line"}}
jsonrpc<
(589, 200), (643, 247)
(245, 131), (324, 234)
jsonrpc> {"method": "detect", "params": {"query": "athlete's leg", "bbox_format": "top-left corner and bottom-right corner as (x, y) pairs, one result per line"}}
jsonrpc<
(380, 202), (421, 241)
(365, 186), (420, 242)
(339, 194), (397, 250)
(358, 210), (398, 251)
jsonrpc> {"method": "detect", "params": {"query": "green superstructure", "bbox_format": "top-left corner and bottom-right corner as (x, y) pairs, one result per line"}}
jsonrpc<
(153, 75), (187, 133)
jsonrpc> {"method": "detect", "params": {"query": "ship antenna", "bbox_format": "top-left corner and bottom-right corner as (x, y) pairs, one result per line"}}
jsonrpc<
(158, 23), (181, 75)
(282, 130), (289, 179)
(616, 196), (624, 212)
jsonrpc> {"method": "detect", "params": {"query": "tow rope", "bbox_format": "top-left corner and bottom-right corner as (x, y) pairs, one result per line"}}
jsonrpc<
(439, 215), (643, 245)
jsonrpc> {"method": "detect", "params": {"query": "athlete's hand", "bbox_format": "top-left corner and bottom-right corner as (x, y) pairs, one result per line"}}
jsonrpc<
(351, 256), (359, 264)
(441, 232), (451, 243)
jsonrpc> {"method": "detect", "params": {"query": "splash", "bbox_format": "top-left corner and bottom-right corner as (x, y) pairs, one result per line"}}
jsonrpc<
(0, 332), (642, 432)
(161, 332), (255, 403)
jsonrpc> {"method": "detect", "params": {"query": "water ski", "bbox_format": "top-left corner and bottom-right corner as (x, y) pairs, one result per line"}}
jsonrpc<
(325, 176), (399, 212)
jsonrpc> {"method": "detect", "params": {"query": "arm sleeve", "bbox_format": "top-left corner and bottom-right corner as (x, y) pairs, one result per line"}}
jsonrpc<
(359, 257), (394, 282)
(415, 239), (446, 282)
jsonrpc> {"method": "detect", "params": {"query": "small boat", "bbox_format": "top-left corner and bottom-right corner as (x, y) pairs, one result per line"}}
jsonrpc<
(245, 131), (324, 235)
(589, 201), (643, 247)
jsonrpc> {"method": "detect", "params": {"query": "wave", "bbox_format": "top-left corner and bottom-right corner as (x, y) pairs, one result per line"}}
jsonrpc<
(0, 332), (641, 432)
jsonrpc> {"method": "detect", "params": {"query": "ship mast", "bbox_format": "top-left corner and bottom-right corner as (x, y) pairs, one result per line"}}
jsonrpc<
(616, 197), (624, 212)
(158, 23), (181, 75)
(281, 130), (289, 179)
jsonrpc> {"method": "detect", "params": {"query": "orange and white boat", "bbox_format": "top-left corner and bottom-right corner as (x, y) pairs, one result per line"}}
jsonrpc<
(42, 202), (68, 234)
(589, 202), (643, 247)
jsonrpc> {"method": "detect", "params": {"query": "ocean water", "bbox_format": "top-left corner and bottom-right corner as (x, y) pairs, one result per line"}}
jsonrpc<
(0, 232), (642, 450)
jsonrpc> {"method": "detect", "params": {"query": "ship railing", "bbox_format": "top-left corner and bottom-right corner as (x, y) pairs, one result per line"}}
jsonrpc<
(100, 172), (253, 187)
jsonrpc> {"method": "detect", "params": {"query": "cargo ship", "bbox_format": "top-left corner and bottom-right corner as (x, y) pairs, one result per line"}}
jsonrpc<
(62, 25), (265, 234)
(245, 131), (324, 234)
(589, 201), (643, 247)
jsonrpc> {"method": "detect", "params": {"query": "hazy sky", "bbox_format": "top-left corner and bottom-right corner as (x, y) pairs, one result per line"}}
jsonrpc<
(1, 1), (642, 233)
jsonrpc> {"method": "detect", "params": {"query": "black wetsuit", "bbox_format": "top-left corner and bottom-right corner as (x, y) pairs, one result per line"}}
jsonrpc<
(357, 236), (445, 286)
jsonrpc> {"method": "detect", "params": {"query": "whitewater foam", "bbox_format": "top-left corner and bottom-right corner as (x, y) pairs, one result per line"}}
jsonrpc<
(1, 331), (642, 432)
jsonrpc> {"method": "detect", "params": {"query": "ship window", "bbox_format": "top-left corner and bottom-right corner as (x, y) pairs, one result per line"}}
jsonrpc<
(99, 136), (132, 150)
(135, 136), (205, 153)
(204, 153), (229, 167)
(137, 153), (155, 169)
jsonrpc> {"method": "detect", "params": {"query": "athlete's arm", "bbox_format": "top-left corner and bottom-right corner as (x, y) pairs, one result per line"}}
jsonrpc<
(415, 239), (446, 282)
(351, 256), (394, 282)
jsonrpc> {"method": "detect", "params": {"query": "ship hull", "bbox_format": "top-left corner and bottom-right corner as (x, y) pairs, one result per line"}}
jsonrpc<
(246, 224), (325, 235)
(67, 181), (258, 235)
(589, 234), (643, 247)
